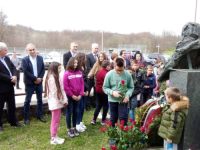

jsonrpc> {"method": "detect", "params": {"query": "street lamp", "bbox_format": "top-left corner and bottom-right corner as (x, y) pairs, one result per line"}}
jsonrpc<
(195, 0), (198, 22)
(156, 45), (160, 54)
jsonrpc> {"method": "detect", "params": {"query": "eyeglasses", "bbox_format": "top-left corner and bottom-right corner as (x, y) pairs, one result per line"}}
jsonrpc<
(116, 69), (124, 73)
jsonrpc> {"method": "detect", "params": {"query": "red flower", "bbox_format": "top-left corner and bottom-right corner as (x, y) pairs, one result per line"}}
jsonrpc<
(110, 145), (117, 150)
(125, 126), (129, 131)
(120, 125), (124, 130)
(130, 125), (133, 129)
(140, 64), (144, 67)
(115, 123), (118, 126)
(100, 127), (107, 132)
(121, 80), (125, 84)
(129, 118), (133, 123)
(120, 120), (125, 125)
(147, 129), (150, 134)
(102, 148), (106, 150)
(108, 121), (112, 127)
(140, 126), (145, 132)
(133, 121), (136, 125)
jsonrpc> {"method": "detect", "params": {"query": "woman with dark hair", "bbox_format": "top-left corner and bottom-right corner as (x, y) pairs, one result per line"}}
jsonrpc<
(132, 51), (148, 67)
(110, 53), (118, 70)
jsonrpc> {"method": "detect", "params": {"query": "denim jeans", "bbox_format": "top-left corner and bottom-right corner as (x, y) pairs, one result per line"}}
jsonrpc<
(93, 92), (108, 121)
(24, 83), (43, 119)
(77, 96), (87, 125)
(66, 95), (80, 129)
(109, 102), (128, 127)
(129, 108), (135, 121)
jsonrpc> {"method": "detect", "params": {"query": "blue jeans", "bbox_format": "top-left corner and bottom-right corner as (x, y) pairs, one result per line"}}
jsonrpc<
(129, 108), (135, 121)
(77, 96), (87, 124)
(24, 84), (43, 119)
(66, 95), (80, 129)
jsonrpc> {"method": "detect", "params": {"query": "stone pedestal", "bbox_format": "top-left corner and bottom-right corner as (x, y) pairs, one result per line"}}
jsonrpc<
(170, 69), (200, 150)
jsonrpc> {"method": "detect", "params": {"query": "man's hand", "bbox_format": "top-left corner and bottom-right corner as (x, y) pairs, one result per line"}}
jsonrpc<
(11, 76), (17, 83)
(112, 91), (122, 98)
(83, 91), (88, 96)
(64, 102), (68, 106)
(77, 95), (81, 100)
(167, 138), (172, 143)
(16, 68), (20, 71)
(123, 97), (129, 103)
(34, 78), (42, 84)
(72, 95), (78, 101)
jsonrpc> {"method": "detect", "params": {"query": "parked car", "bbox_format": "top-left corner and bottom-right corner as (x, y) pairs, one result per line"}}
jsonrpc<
(39, 53), (53, 69)
(162, 54), (171, 62)
(146, 53), (165, 62)
(143, 55), (156, 66)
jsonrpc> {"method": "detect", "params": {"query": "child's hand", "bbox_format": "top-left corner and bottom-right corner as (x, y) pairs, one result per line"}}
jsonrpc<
(84, 91), (88, 96)
(72, 95), (78, 101)
(112, 91), (122, 98)
(123, 97), (129, 103)
(64, 102), (68, 106)
(77, 95), (81, 100)
(167, 138), (172, 143)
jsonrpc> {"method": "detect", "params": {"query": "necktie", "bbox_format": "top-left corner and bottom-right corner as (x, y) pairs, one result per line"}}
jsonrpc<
(0, 57), (12, 77)
(94, 54), (98, 60)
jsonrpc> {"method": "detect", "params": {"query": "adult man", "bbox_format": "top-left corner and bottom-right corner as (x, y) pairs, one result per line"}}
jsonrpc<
(85, 43), (98, 111)
(63, 42), (78, 70)
(120, 50), (130, 67)
(0, 42), (23, 131)
(22, 43), (46, 125)
(10, 52), (21, 89)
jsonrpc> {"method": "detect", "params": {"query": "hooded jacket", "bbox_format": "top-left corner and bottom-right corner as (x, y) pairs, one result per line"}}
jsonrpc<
(158, 98), (189, 144)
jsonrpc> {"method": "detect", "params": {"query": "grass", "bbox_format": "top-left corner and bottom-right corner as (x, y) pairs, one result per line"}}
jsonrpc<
(0, 108), (109, 150)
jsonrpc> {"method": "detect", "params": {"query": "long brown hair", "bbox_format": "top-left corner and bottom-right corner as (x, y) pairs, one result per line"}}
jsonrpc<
(75, 52), (87, 72)
(66, 57), (80, 72)
(44, 62), (63, 100)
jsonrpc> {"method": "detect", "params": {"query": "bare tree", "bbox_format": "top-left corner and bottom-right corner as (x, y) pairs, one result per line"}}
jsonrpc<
(0, 9), (8, 42)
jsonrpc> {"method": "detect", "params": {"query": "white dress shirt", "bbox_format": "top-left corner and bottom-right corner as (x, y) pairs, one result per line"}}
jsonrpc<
(29, 55), (38, 77)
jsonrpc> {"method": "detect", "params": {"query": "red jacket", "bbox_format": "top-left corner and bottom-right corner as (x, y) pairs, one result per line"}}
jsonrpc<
(96, 68), (108, 93)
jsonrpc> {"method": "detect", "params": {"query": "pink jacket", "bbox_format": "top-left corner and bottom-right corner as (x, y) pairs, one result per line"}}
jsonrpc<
(47, 74), (68, 111)
(63, 70), (84, 97)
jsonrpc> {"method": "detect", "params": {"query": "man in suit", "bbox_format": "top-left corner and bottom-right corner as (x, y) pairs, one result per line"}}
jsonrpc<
(22, 43), (46, 125)
(63, 42), (78, 70)
(0, 42), (23, 131)
(120, 50), (130, 67)
(85, 43), (98, 111)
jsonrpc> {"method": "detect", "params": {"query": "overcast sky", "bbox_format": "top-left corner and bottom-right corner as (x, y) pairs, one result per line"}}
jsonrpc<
(1, 0), (199, 35)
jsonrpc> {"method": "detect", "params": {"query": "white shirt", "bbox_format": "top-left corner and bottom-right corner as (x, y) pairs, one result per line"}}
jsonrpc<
(92, 53), (98, 60)
(70, 51), (76, 57)
(29, 55), (38, 77)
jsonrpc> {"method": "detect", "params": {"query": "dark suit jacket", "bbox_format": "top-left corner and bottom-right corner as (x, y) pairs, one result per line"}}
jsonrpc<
(0, 56), (17, 93)
(125, 58), (130, 66)
(63, 51), (72, 70)
(22, 55), (45, 85)
(86, 53), (97, 72)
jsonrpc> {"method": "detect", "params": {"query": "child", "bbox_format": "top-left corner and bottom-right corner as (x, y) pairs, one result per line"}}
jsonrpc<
(91, 60), (110, 125)
(129, 60), (144, 121)
(141, 65), (156, 105)
(44, 62), (68, 145)
(153, 67), (162, 97)
(63, 57), (84, 138)
(125, 66), (133, 74)
(153, 60), (163, 76)
(75, 52), (89, 132)
(158, 87), (189, 150)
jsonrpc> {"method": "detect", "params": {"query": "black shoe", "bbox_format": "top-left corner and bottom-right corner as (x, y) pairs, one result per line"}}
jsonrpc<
(24, 119), (30, 125)
(86, 107), (90, 111)
(10, 122), (24, 127)
(16, 87), (22, 89)
(0, 126), (3, 131)
(37, 116), (46, 123)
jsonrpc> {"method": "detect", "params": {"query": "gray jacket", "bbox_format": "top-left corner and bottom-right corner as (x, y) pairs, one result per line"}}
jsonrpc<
(10, 57), (21, 69)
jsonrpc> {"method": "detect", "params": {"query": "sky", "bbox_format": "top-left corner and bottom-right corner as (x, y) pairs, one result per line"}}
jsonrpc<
(0, 0), (200, 35)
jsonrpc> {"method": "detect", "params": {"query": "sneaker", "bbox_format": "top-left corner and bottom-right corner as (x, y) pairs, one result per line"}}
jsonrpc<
(56, 136), (65, 143)
(67, 129), (75, 138)
(50, 138), (64, 145)
(101, 120), (108, 125)
(80, 122), (87, 129)
(97, 112), (102, 119)
(91, 120), (96, 125)
(76, 125), (85, 132)
(73, 128), (79, 136)
(106, 113), (110, 118)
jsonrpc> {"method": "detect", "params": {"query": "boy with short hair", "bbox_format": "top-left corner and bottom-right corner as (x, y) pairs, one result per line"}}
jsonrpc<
(91, 60), (110, 125)
(154, 60), (163, 76)
(125, 66), (133, 74)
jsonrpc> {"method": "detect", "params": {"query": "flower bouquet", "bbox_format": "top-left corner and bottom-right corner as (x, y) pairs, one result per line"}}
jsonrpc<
(140, 64), (147, 81)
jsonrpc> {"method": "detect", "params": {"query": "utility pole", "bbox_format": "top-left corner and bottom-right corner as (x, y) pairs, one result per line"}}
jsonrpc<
(195, 0), (198, 22)
(156, 45), (160, 54)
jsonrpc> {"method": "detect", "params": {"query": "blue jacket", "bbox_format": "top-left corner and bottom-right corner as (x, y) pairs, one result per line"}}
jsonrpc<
(22, 55), (45, 85)
(125, 58), (130, 66)
(141, 73), (156, 94)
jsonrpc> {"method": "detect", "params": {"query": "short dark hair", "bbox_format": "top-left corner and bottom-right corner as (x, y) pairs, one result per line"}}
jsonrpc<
(120, 50), (126, 56)
(102, 60), (110, 68)
(114, 58), (124, 67)
(66, 57), (80, 72)
(132, 59), (138, 64)
(125, 66), (132, 70)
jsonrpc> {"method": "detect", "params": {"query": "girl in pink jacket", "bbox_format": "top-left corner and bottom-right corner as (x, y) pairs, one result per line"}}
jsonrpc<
(63, 57), (84, 138)
(44, 62), (68, 145)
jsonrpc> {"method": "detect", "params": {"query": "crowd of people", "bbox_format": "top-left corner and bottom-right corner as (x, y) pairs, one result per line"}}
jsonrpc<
(0, 41), (188, 149)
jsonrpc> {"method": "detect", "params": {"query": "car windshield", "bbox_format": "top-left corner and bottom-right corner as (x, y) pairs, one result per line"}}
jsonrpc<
(40, 54), (52, 59)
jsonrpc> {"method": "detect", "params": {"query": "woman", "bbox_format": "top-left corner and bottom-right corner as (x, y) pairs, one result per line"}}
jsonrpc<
(132, 51), (148, 68)
(110, 53), (118, 70)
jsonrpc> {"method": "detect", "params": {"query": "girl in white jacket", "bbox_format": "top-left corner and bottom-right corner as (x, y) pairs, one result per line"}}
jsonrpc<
(44, 62), (68, 145)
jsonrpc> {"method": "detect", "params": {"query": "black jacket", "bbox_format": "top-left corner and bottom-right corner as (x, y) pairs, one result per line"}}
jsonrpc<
(86, 53), (97, 72)
(22, 55), (45, 85)
(0, 56), (17, 93)
(81, 69), (89, 92)
(63, 51), (72, 70)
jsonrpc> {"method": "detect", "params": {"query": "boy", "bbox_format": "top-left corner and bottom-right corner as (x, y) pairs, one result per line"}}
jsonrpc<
(129, 60), (144, 120)
(154, 60), (163, 76)
(91, 60), (110, 125)
(125, 66), (133, 74)
(141, 65), (156, 105)
(158, 87), (189, 150)
(103, 58), (134, 127)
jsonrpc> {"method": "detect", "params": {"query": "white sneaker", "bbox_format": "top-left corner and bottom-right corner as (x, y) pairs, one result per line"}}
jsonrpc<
(50, 137), (64, 145)
(56, 136), (65, 143)
(106, 113), (110, 118)
(80, 122), (87, 129)
(76, 125), (85, 132)
(97, 112), (102, 119)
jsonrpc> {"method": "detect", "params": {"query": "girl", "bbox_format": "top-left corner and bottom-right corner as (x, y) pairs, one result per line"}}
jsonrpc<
(63, 57), (84, 138)
(75, 52), (89, 132)
(158, 87), (189, 150)
(44, 61), (68, 145)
